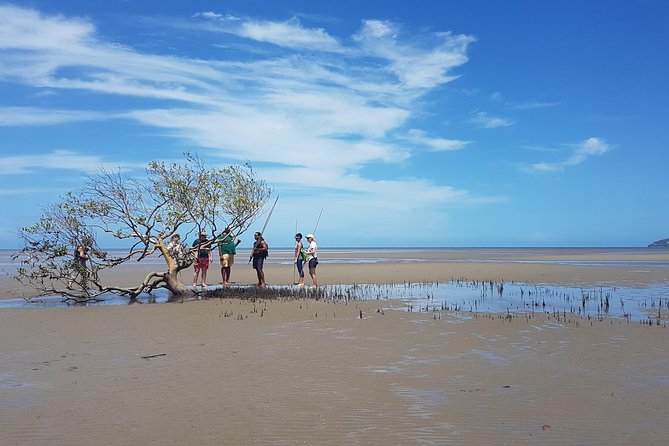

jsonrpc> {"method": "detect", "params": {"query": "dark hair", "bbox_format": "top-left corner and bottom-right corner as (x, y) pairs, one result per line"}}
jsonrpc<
(295, 233), (302, 239)
(254, 232), (261, 237)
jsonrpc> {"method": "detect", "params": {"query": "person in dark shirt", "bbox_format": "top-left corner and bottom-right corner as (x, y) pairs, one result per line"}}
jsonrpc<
(192, 231), (213, 288)
(293, 233), (305, 287)
(67, 243), (89, 289)
(249, 232), (268, 288)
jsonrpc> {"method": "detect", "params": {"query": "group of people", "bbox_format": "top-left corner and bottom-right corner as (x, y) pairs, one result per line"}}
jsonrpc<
(184, 227), (239, 289)
(67, 228), (320, 291)
(293, 232), (318, 288)
(171, 228), (319, 289)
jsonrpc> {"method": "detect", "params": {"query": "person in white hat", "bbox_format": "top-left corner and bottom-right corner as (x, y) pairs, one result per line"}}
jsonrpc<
(305, 234), (318, 288)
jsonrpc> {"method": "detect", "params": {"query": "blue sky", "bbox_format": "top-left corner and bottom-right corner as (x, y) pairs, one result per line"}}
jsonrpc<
(1, 0), (667, 248)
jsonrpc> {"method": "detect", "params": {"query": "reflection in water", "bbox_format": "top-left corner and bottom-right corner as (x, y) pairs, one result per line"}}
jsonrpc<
(0, 281), (667, 322)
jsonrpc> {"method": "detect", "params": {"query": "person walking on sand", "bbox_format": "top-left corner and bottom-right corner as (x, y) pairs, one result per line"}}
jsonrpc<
(192, 231), (213, 289)
(215, 227), (238, 286)
(305, 233), (318, 288)
(294, 233), (306, 287)
(249, 231), (268, 288)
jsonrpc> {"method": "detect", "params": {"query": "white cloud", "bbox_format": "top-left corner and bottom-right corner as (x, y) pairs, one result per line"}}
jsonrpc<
(574, 137), (610, 157)
(192, 12), (240, 22)
(354, 19), (397, 39)
(511, 100), (562, 110)
(0, 4), (93, 51)
(528, 137), (611, 172)
(262, 167), (499, 212)
(239, 19), (341, 50)
(353, 20), (475, 89)
(257, 164), (505, 246)
(470, 111), (513, 128)
(193, 13), (342, 52)
(0, 5), (498, 233)
(0, 150), (139, 175)
(404, 129), (470, 152)
(0, 7), (231, 107)
(0, 107), (112, 126)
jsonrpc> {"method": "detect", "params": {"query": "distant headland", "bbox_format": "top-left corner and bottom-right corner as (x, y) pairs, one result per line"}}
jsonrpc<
(648, 238), (669, 248)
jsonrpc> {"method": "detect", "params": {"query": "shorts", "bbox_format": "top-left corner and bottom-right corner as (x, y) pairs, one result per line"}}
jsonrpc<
(309, 257), (318, 269)
(194, 257), (210, 271)
(252, 256), (264, 270)
(221, 253), (235, 268)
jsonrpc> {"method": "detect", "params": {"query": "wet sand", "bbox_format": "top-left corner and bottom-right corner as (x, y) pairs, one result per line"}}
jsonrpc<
(1, 298), (668, 445)
(1, 249), (668, 444)
(3, 248), (669, 299)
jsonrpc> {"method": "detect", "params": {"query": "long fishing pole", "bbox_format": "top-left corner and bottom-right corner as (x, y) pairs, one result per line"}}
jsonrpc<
(313, 208), (323, 235)
(293, 219), (298, 284)
(249, 195), (279, 263)
(261, 195), (279, 235)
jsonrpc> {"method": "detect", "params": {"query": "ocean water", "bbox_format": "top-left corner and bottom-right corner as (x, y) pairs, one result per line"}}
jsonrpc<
(4, 247), (669, 268)
(2, 248), (668, 321)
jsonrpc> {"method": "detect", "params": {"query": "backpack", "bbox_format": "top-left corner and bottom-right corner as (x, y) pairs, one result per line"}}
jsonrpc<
(254, 240), (269, 259)
(300, 248), (308, 263)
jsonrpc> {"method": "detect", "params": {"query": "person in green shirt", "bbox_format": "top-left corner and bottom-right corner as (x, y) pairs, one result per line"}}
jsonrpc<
(293, 233), (306, 287)
(215, 227), (239, 286)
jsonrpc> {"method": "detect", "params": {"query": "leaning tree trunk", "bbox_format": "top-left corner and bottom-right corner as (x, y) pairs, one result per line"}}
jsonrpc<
(163, 270), (194, 296)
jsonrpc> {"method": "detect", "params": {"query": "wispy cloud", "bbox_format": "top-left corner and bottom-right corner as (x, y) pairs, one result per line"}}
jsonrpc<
(240, 19), (341, 51)
(528, 137), (611, 172)
(353, 20), (475, 89)
(0, 107), (112, 126)
(193, 12), (343, 52)
(0, 4), (497, 232)
(192, 12), (241, 22)
(403, 129), (470, 152)
(0, 150), (140, 175)
(0, 4), (93, 51)
(470, 111), (513, 128)
(0, 6), (229, 105)
(510, 100), (562, 110)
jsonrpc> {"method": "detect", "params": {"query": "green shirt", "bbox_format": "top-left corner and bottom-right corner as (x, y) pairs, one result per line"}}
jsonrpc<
(216, 234), (236, 255)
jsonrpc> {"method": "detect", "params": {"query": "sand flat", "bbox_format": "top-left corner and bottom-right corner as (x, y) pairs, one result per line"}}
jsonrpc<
(1, 297), (668, 445)
(1, 249), (669, 444)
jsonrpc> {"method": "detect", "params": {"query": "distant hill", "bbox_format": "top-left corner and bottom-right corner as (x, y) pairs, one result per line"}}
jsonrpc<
(648, 238), (669, 248)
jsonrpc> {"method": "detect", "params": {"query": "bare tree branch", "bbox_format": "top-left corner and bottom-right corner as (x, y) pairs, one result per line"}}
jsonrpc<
(14, 154), (272, 302)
